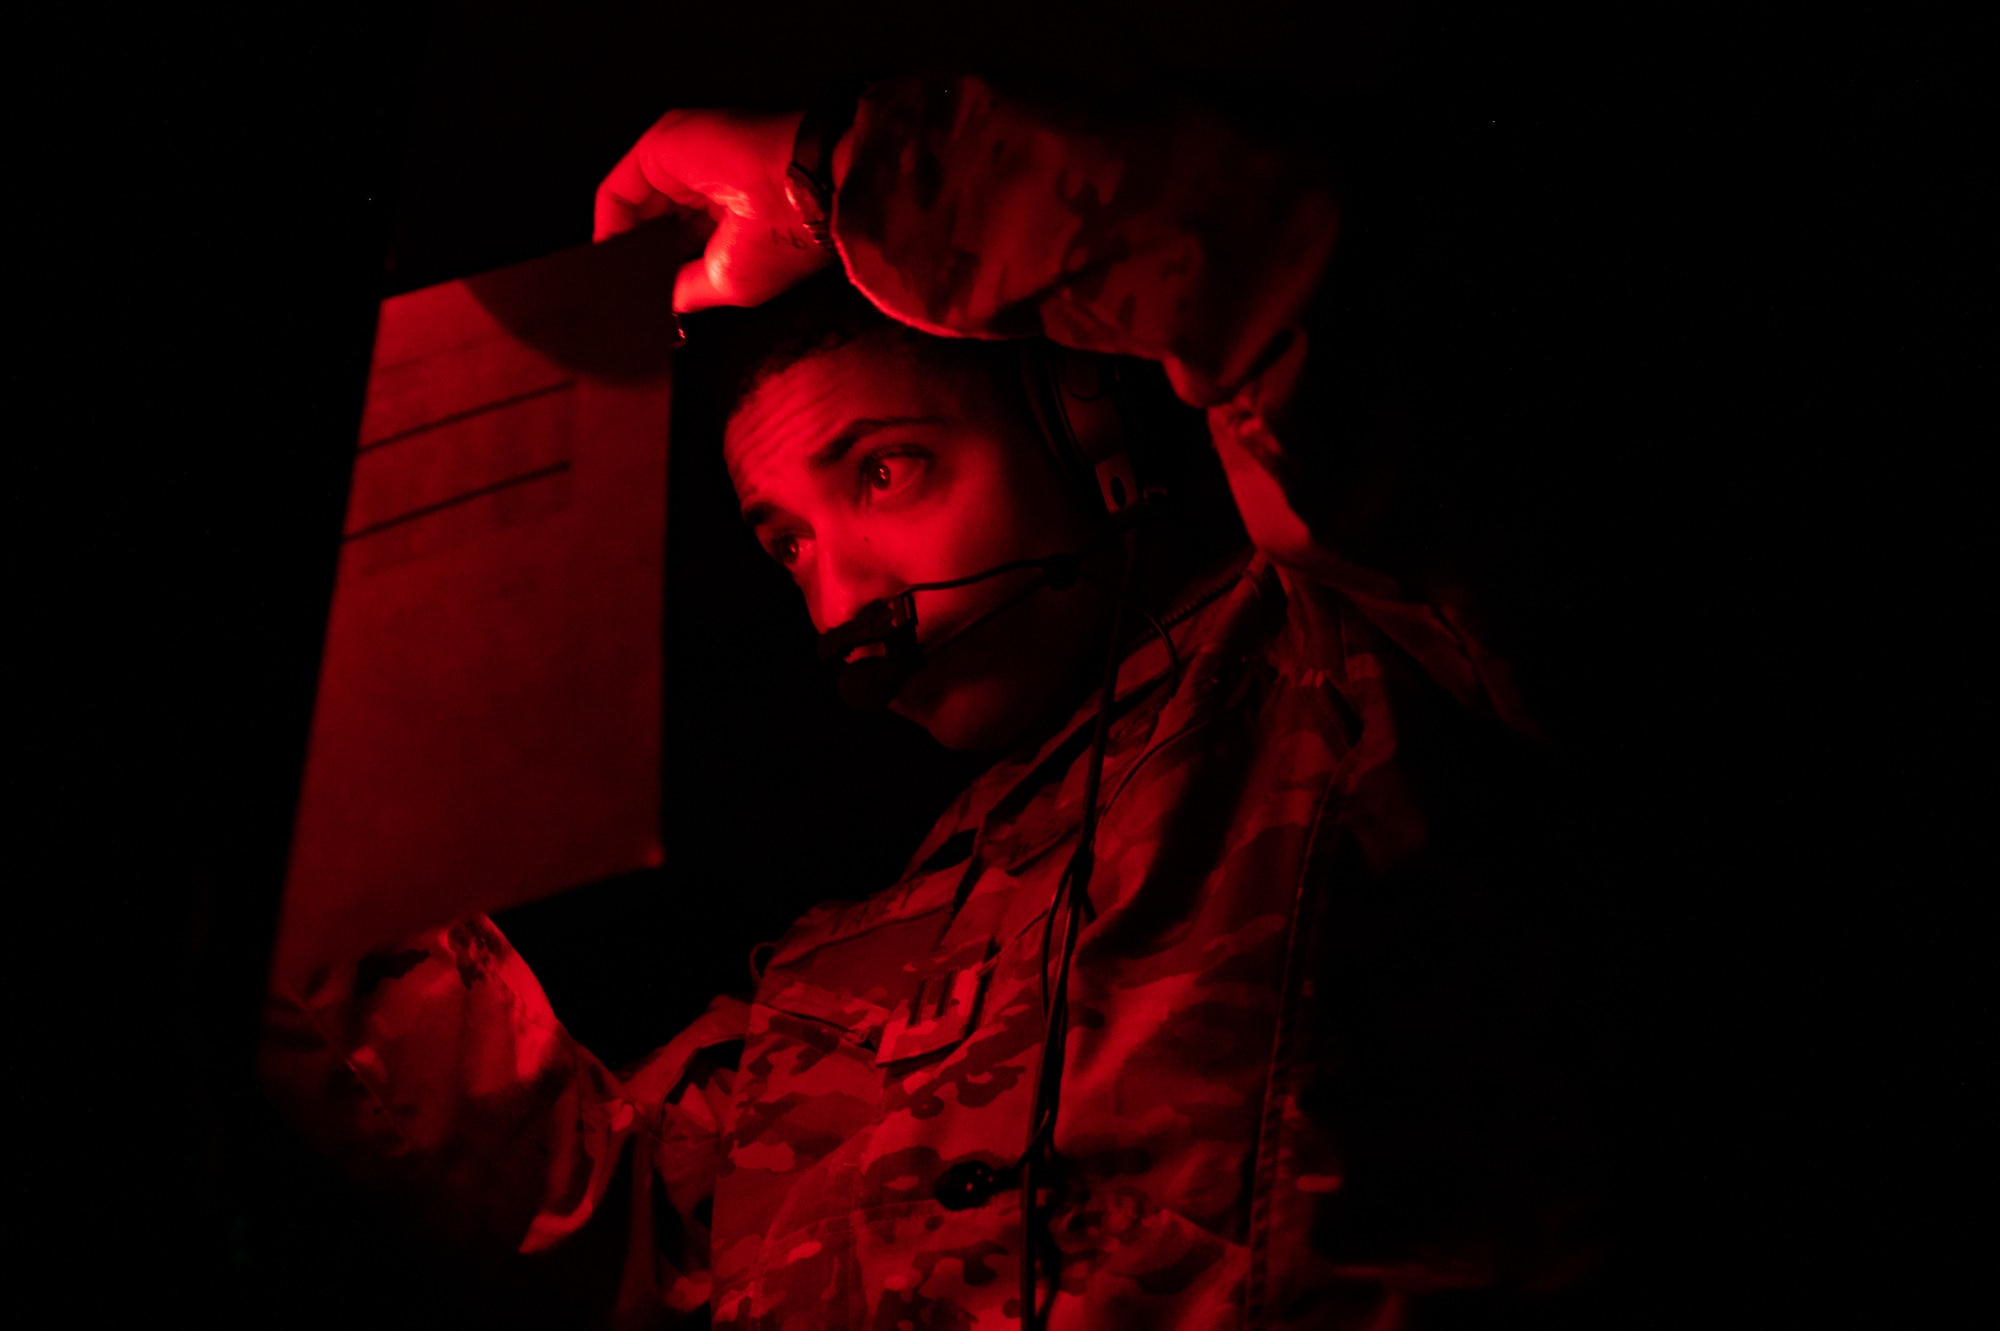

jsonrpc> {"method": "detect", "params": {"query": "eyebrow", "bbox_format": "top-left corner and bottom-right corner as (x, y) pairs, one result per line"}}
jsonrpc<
(807, 415), (944, 471)
(740, 415), (946, 529)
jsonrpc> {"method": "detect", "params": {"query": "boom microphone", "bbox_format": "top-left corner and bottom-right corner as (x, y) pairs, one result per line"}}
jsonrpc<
(815, 553), (1082, 710)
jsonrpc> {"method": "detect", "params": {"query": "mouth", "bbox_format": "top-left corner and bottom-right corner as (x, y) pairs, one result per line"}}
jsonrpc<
(821, 558), (1087, 710)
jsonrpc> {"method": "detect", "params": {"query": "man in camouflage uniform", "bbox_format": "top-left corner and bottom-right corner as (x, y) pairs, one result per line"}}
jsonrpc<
(264, 73), (1599, 1329)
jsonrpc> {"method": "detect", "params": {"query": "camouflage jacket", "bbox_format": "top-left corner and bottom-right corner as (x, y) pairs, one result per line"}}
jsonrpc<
(264, 75), (1596, 1329)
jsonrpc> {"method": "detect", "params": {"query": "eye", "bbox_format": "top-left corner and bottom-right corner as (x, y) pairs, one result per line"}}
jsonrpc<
(858, 447), (929, 504)
(769, 532), (805, 566)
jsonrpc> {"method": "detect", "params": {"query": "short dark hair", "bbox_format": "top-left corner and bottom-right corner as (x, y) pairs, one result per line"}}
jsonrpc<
(696, 269), (1014, 426)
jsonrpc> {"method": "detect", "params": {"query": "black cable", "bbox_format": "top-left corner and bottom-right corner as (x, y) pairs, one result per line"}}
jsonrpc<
(904, 552), (1080, 595)
(1129, 595), (1181, 692)
(1016, 522), (1144, 1330)
(912, 560), (1082, 658)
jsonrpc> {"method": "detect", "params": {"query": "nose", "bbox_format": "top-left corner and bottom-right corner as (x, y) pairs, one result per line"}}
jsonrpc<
(810, 535), (900, 634)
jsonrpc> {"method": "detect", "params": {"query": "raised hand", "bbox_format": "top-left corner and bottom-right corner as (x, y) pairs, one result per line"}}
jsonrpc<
(594, 108), (833, 312)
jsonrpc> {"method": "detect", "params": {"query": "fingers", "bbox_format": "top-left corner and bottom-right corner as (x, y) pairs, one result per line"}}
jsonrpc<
(596, 106), (834, 310)
(594, 154), (684, 242)
(593, 188), (669, 243)
(592, 115), (708, 242)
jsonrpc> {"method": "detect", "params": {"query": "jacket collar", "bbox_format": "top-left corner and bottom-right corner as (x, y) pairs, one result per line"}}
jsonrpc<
(900, 545), (1260, 878)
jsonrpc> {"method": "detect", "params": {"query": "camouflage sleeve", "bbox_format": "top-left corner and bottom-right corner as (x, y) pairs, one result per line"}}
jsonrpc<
(833, 73), (1339, 407)
(1208, 335), (1538, 734)
(259, 916), (747, 1329)
(834, 74), (1532, 733)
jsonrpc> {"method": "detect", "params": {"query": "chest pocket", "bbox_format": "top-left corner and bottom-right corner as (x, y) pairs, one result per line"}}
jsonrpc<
(757, 978), (894, 1058)
(873, 937), (999, 1067)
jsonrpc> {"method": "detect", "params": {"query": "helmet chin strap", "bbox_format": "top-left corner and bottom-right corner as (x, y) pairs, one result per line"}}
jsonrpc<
(815, 552), (1084, 711)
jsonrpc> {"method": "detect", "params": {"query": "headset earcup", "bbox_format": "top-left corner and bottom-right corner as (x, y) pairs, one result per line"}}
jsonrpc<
(1019, 342), (1150, 521)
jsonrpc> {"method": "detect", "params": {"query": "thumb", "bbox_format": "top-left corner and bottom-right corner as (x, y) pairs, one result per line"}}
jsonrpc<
(672, 213), (832, 312)
(673, 256), (727, 313)
(671, 214), (749, 312)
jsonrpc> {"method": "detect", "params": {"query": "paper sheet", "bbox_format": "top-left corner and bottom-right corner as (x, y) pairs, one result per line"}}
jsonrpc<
(274, 225), (683, 983)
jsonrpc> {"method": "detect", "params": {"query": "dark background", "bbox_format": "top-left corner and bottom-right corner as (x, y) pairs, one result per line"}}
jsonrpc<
(19, 2), (1982, 1325)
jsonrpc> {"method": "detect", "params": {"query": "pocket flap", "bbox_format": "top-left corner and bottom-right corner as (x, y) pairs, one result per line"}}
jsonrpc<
(760, 979), (894, 1053)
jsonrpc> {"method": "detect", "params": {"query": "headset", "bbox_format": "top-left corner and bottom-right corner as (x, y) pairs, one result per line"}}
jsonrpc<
(812, 339), (1166, 1331)
(1018, 341), (1150, 523)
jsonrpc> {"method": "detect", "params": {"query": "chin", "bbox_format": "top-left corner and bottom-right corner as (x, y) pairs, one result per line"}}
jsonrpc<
(891, 677), (1031, 753)
(888, 581), (1112, 752)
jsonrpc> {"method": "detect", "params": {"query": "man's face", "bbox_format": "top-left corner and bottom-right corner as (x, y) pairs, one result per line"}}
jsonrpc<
(725, 334), (1110, 750)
